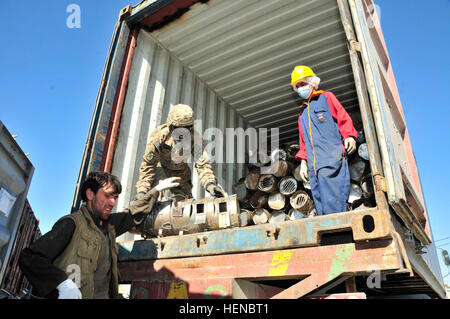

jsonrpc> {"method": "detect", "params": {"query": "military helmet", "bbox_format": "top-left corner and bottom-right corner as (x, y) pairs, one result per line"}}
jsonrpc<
(167, 104), (194, 127)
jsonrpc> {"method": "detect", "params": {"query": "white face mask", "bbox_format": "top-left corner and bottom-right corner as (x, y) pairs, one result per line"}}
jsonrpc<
(296, 85), (312, 99)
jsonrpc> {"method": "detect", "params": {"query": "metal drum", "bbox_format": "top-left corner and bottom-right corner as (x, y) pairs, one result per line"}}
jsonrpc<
(206, 195), (240, 230)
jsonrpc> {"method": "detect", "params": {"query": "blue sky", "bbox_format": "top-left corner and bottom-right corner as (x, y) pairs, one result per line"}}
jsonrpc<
(1, 0), (449, 287)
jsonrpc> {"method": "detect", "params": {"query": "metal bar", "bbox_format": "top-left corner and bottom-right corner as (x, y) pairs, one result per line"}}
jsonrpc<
(100, 28), (140, 172)
(118, 208), (393, 261)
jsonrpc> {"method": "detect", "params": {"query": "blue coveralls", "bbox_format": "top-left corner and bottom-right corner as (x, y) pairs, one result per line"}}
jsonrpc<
(299, 94), (350, 216)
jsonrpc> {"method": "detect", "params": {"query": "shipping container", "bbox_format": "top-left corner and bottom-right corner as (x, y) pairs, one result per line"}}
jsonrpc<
(0, 200), (41, 295)
(0, 121), (34, 286)
(72, 0), (446, 298)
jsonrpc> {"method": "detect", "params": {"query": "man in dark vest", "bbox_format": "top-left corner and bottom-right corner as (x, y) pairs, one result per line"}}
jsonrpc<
(19, 171), (180, 299)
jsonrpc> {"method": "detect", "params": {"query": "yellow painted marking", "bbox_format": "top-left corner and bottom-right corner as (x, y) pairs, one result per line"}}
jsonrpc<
(167, 280), (188, 299)
(268, 250), (293, 276)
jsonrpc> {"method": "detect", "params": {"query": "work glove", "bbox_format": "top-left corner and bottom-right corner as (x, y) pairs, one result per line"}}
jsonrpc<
(57, 278), (82, 299)
(155, 177), (181, 192)
(206, 183), (226, 198)
(299, 160), (309, 183)
(129, 177), (181, 215)
(344, 137), (356, 155)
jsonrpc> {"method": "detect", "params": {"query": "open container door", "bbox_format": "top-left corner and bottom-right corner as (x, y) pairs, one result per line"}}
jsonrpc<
(347, 0), (431, 245)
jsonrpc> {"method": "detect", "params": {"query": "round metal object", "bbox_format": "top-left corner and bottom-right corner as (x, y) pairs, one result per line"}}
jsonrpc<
(270, 211), (288, 224)
(257, 174), (278, 193)
(268, 192), (286, 210)
(279, 176), (298, 195)
(239, 209), (251, 227)
(271, 148), (287, 161)
(360, 174), (374, 198)
(349, 158), (366, 182)
(288, 208), (307, 220)
(290, 190), (312, 213)
(348, 183), (363, 204)
(358, 143), (369, 161)
(245, 172), (260, 190)
(232, 181), (248, 200)
(249, 190), (269, 208)
(251, 208), (270, 225)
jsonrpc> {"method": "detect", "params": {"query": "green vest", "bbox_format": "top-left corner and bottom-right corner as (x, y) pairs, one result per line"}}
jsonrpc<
(53, 206), (119, 299)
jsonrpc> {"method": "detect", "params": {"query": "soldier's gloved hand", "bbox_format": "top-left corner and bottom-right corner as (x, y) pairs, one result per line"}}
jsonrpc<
(300, 160), (309, 183)
(344, 137), (356, 155)
(155, 177), (181, 192)
(206, 183), (226, 198)
(128, 190), (158, 215)
(57, 278), (82, 299)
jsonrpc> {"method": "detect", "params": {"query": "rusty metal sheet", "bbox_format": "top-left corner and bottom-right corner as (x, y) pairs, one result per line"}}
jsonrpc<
(119, 240), (400, 299)
(118, 208), (393, 261)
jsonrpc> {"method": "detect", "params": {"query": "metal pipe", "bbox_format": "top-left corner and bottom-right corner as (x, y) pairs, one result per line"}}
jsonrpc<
(239, 209), (252, 227)
(360, 174), (374, 198)
(269, 160), (292, 178)
(245, 171), (260, 190)
(251, 208), (271, 225)
(232, 181), (248, 201)
(358, 143), (369, 161)
(349, 158), (366, 182)
(288, 208), (307, 220)
(293, 164), (303, 182)
(100, 28), (140, 172)
(270, 148), (287, 161)
(290, 190), (312, 213)
(268, 192), (286, 210)
(279, 176), (298, 195)
(257, 174), (278, 193)
(349, 183), (363, 204)
(249, 190), (269, 209)
(286, 143), (299, 161)
(269, 211), (288, 224)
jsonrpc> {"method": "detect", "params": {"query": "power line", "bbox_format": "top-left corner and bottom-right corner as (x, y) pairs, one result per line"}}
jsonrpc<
(437, 242), (450, 248)
(435, 236), (450, 242)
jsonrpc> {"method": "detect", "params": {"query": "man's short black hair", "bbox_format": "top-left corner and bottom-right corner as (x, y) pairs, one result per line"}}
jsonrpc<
(80, 171), (122, 202)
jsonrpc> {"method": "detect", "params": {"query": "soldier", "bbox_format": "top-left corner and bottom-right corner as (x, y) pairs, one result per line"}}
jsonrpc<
(136, 104), (225, 201)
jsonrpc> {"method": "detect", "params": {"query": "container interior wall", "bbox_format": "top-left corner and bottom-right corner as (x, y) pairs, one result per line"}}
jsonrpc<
(111, 30), (248, 242)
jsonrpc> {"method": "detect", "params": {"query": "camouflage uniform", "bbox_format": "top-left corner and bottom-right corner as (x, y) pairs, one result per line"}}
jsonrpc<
(136, 104), (217, 200)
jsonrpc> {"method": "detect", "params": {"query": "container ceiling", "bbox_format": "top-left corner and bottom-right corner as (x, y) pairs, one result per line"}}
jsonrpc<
(135, 0), (358, 144)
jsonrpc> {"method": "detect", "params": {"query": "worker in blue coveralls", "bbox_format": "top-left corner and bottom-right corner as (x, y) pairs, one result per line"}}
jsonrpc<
(291, 66), (357, 216)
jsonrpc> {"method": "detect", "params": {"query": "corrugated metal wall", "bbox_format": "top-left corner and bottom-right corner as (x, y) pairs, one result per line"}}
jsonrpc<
(111, 30), (249, 241)
(0, 121), (34, 285)
(0, 200), (41, 296)
(147, 0), (360, 145)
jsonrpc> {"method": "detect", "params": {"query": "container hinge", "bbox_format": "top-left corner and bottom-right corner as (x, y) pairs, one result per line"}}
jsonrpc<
(119, 5), (132, 20)
(350, 40), (362, 52)
(374, 175), (387, 193)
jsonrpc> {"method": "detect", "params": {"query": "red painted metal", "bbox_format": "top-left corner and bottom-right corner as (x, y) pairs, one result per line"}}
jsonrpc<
(138, 0), (202, 30)
(100, 28), (140, 172)
(119, 240), (401, 299)
(0, 200), (41, 295)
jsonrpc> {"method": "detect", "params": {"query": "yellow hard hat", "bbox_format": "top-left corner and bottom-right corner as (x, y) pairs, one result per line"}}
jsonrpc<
(290, 65), (316, 86)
